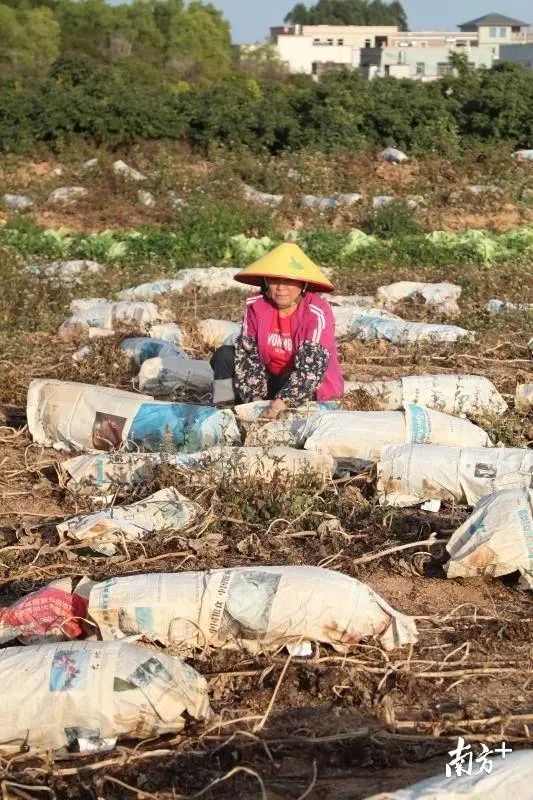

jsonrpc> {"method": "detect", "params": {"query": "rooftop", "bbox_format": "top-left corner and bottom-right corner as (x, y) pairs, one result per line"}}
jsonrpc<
(459, 12), (529, 28)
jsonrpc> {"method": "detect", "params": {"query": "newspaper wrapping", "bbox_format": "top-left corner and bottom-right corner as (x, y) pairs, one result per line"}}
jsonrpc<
(0, 640), (211, 755)
(445, 488), (533, 588)
(377, 443), (533, 507)
(138, 356), (213, 395)
(302, 405), (491, 468)
(344, 374), (508, 419)
(61, 446), (336, 496)
(27, 380), (241, 453)
(87, 566), (418, 654)
(363, 750), (532, 800)
(57, 488), (202, 556)
(234, 400), (340, 421)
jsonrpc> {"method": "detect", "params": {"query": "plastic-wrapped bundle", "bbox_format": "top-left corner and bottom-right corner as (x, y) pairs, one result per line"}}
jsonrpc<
(138, 356), (213, 395)
(301, 193), (362, 209)
(0, 641), (211, 755)
(118, 267), (247, 300)
(87, 566), (418, 654)
(376, 281), (461, 316)
(344, 374), (508, 419)
(348, 314), (472, 344)
(303, 404), (491, 468)
(27, 380), (241, 453)
(377, 443), (533, 507)
(332, 305), (399, 337)
(149, 323), (185, 345)
(62, 446), (336, 495)
(364, 750), (532, 799)
(234, 400), (340, 421)
(121, 337), (187, 366)
(487, 298), (533, 313)
(57, 488), (202, 556)
(27, 260), (103, 282)
(446, 488), (533, 588)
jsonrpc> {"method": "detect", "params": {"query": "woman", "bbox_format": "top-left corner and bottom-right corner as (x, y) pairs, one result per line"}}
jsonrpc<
(210, 242), (343, 420)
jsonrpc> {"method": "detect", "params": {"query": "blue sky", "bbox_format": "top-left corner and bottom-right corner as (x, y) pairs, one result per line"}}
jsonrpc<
(216, 1), (532, 43)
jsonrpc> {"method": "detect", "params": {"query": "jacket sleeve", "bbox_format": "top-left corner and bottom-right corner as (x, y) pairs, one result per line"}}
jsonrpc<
(275, 301), (332, 407)
(234, 301), (268, 403)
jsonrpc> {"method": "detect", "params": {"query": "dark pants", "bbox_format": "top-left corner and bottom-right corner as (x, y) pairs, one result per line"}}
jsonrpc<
(210, 345), (290, 404)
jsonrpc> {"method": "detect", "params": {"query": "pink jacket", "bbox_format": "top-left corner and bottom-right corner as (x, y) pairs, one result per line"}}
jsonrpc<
(242, 292), (344, 400)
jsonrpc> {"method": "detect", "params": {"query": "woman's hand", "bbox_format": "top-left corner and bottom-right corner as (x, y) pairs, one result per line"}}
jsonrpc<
(259, 398), (286, 420)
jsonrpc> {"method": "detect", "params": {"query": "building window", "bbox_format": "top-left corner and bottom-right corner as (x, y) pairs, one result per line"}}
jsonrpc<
(365, 38), (371, 47)
(337, 38), (344, 45)
(437, 62), (453, 76)
(489, 27), (497, 37)
(499, 26), (507, 37)
(416, 62), (425, 76)
(313, 38), (320, 44)
(511, 26), (521, 33)
(327, 38), (333, 45)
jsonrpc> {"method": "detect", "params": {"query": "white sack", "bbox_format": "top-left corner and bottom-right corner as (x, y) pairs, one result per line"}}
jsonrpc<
(445, 488), (533, 587)
(379, 147), (408, 163)
(27, 260), (102, 282)
(376, 281), (461, 316)
(3, 193), (33, 210)
(487, 298), (533, 313)
(112, 160), (146, 181)
(364, 750), (532, 800)
(344, 374), (508, 419)
(301, 194), (362, 209)
(59, 300), (166, 340)
(121, 337), (187, 366)
(303, 405), (491, 468)
(118, 267), (247, 300)
(148, 323), (184, 344)
(198, 319), (241, 348)
(58, 488), (201, 556)
(138, 356), (213, 395)
(48, 186), (88, 204)
(243, 184), (283, 206)
(377, 443), (533, 507)
(332, 306), (400, 337)
(27, 379), (240, 453)
(515, 383), (533, 412)
(329, 294), (375, 307)
(88, 566), (418, 654)
(62, 446), (336, 495)
(0, 641), (210, 755)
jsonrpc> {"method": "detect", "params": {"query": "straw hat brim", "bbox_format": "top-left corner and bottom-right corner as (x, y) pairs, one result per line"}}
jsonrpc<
(234, 271), (334, 293)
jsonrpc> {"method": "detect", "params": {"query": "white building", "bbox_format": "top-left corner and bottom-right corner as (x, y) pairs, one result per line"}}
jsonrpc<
(500, 43), (533, 69)
(270, 13), (530, 80)
(458, 12), (529, 45)
(360, 44), (497, 81)
(272, 24), (399, 75)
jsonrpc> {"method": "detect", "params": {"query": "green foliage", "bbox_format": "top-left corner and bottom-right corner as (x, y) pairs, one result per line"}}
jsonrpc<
(284, 0), (408, 29)
(369, 201), (422, 238)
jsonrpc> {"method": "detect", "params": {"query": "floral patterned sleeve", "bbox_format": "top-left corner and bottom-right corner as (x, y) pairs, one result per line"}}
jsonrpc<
(275, 341), (329, 407)
(234, 335), (268, 403)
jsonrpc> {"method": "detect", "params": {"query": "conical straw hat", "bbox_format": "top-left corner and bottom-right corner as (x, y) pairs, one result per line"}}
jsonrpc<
(234, 242), (334, 293)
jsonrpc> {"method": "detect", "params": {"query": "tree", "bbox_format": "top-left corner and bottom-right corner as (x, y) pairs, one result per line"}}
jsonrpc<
(285, 0), (407, 29)
(0, 3), (60, 75)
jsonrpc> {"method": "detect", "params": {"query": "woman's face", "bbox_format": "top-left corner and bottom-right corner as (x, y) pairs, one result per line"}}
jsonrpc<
(265, 278), (304, 309)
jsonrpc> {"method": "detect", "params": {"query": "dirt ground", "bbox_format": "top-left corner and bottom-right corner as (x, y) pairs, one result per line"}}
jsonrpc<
(0, 151), (532, 799)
